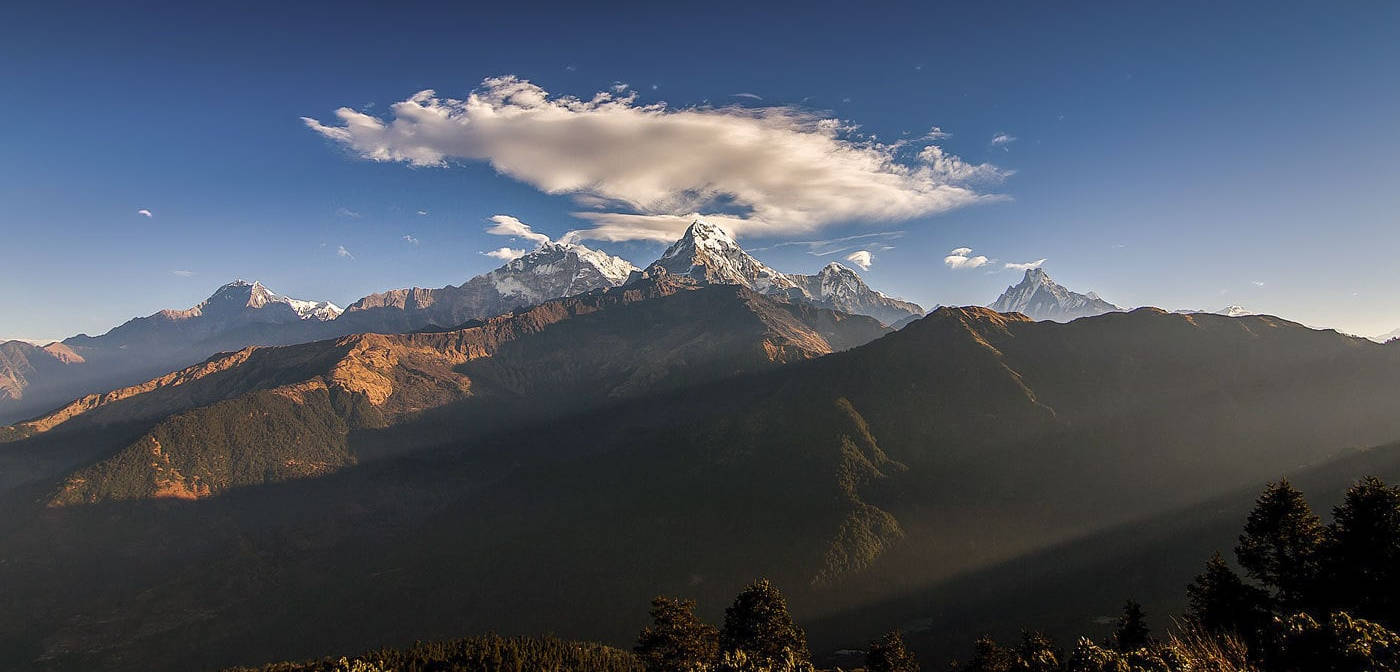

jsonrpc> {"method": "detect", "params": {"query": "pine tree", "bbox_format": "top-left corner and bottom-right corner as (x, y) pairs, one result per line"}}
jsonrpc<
(1112, 600), (1151, 651)
(1013, 630), (1060, 672)
(1234, 478), (1323, 608)
(1186, 552), (1271, 646)
(865, 630), (919, 672)
(636, 596), (720, 672)
(719, 579), (810, 668)
(1322, 476), (1400, 626)
(962, 635), (1010, 672)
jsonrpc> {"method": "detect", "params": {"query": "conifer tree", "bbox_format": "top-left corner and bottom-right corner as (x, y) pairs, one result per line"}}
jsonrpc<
(1323, 476), (1400, 625)
(1186, 552), (1271, 648)
(865, 630), (919, 672)
(719, 579), (810, 668)
(636, 596), (720, 672)
(1112, 600), (1151, 651)
(1234, 478), (1323, 608)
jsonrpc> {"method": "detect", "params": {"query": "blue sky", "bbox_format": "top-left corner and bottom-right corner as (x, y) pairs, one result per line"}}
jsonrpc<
(3, 1), (1398, 340)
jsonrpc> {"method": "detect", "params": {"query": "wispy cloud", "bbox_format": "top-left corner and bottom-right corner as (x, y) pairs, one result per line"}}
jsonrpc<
(336, 207), (361, 218)
(137, 209), (152, 217)
(402, 234), (419, 245)
(945, 247), (989, 269)
(172, 269), (194, 277)
(486, 214), (551, 245)
(483, 247), (526, 261)
(1252, 280), (1265, 287)
(731, 93), (763, 101)
(337, 245), (355, 259)
(991, 132), (1017, 149)
(749, 230), (904, 257)
(304, 76), (1006, 244)
(416, 210), (428, 216)
(845, 250), (873, 270)
(1004, 258), (1046, 271)
(922, 126), (951, 140)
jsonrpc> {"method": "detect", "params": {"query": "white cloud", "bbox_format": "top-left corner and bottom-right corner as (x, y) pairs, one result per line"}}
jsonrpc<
(945, 247), (989, 269)
(137, 209), (152, 217)
(416, 210), (428, 215)
(486, 214), (552, 245)
(1252, 280), (1265, 287)
(172, 269), (194, 277)
(484, 247), (526, 261)
(731, 93), (763, 100)
(1004, 258), (1046, 271)
(749, 230), (903, 256)
(336, 207), (361, 218)
(304, 76), (1006, 243)
(402, 234), (419, 245)
(845, 250), (873, 270)
(991, 132), (1017, 148)
(610, 82), (629, 94)
(922, 126), (951, 140)
(337, 245), (355, 259)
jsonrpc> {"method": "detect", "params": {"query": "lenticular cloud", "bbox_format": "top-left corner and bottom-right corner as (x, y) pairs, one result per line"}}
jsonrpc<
(304, 76), (1007, 242)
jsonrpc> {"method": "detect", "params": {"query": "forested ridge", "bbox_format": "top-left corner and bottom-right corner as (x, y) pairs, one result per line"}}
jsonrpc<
(233, 476), (1400, 672)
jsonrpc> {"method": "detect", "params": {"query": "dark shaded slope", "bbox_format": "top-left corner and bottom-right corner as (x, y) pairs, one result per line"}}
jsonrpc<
(3, 306), (1400, 671)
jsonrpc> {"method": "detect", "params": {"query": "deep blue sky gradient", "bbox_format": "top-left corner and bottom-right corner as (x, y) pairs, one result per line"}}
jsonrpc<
(2, 1), (1397, 339)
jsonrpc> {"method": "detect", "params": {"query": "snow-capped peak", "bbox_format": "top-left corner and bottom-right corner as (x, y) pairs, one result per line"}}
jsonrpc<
(1216, 305), (1253, 317)
(486, 241), (638, 303)
(990, 268), (1121, 322)
(198, 280), (342, 320)
(648, 219), (797, 292)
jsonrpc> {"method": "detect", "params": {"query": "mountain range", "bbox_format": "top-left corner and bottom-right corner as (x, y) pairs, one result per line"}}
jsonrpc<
(0, 221), (921, 425)
(3, 263), (1399, 670)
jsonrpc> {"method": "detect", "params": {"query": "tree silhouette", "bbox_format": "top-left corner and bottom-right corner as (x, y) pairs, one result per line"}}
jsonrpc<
(719, 579), (810, 667)
(1234, 478), (1323, 609)
(636, 596), (720, 672)
(1322, 476), (1400, 626)
(865, 630), (919, 672)
(1112, 600), (1151, 651)
(1186, 552), (1271, 648)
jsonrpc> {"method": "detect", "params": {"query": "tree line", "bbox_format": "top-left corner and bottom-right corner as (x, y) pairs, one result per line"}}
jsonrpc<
(231, 476), (1400, 672)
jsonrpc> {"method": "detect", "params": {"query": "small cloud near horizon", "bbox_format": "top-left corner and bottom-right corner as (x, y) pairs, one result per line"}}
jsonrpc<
(731, 93), (763, 101)
(1004, 258), (1046, 271)
(845, 250), (873, 270)
(336, 207), (361, 218)
(945, 247), (989, 270)
(416, 210), (428, 216)
(337, 245), (355, 260)
(484, 247), (526, 261)
(172, 269), (195, 277)
(486, 215), (552, 246)
(137, 209), (152, 217)
(402, 234), (419, 245)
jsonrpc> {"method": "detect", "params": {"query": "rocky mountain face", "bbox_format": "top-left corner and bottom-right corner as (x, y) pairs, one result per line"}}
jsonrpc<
(989, 267), (1122, 321)
(0, 222), (921, 426)
(638, 220), (923, 325)
(0, 247), (638, 425)
(0, 282), (346, 424)
(788, 262), (925, 326)
(2, 277), (888, 504)
(341, 242), (637, 332)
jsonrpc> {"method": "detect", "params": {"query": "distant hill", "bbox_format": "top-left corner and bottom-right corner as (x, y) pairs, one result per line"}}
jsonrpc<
(3, 302), (1399, 671)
